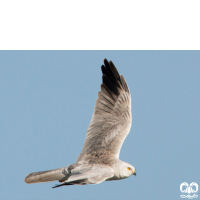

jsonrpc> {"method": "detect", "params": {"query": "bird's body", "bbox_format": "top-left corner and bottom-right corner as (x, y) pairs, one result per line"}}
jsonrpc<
(25, 59), (136, 188)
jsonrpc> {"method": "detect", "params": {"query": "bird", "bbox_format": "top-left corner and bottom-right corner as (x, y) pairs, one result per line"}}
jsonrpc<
(25, 59), (136, 188)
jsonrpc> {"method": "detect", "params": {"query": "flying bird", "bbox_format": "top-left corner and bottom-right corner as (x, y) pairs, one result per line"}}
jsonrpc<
(25, 59), (136, 188)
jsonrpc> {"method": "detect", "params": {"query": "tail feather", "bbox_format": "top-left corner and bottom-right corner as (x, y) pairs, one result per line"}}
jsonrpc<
(25, 167), (65, 184)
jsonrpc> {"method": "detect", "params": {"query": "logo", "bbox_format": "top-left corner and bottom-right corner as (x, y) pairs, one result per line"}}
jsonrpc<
(180, 182), (198, 199)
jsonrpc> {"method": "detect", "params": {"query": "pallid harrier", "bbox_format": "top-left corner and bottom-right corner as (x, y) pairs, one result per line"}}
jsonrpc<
(25, 59), (136, 188)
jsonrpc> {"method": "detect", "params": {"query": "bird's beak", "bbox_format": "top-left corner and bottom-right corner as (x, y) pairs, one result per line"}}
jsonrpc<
(132, 169), (136, 176)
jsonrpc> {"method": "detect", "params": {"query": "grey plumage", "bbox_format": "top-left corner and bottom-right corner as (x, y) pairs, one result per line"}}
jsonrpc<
(25, 59), (136, 188)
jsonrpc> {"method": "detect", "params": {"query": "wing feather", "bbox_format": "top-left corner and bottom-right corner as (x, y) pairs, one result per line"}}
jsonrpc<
(77, 59), (132, 164)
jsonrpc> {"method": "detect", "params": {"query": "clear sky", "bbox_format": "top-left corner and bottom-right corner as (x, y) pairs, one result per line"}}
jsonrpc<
(0, 51), (199, 200)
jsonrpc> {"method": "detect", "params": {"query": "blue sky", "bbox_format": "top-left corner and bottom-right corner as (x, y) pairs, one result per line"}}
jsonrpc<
(0, 51), (199, 200)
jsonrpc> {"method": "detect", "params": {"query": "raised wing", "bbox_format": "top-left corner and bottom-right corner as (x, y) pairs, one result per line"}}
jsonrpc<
(76, 59), (132, 164)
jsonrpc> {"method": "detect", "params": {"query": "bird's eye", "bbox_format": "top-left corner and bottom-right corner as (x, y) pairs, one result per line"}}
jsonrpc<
(127, 167), (131, 170)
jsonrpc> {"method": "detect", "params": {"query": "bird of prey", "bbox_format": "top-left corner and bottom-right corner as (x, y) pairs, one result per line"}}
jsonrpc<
(25, 59), (136, 188)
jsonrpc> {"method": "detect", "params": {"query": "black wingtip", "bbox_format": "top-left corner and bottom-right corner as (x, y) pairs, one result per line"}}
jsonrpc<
(101, 58), (130, 95)
(52, 183), (65, 188)
(52, 181), (76, 188)
(104, 59), (109, 67)
(102, 59), (120, 78)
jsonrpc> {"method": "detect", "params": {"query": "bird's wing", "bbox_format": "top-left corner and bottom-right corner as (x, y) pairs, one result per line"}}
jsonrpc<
(53, 164), (114, 187)
(77, 59), (132, 164)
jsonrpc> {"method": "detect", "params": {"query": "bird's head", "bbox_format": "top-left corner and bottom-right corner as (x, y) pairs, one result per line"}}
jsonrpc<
(117, 161), (136, 178)
(125, 163), (136, 177)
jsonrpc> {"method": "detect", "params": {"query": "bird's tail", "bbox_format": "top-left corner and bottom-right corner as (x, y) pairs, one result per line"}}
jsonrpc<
(25, 167), (65, 184)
